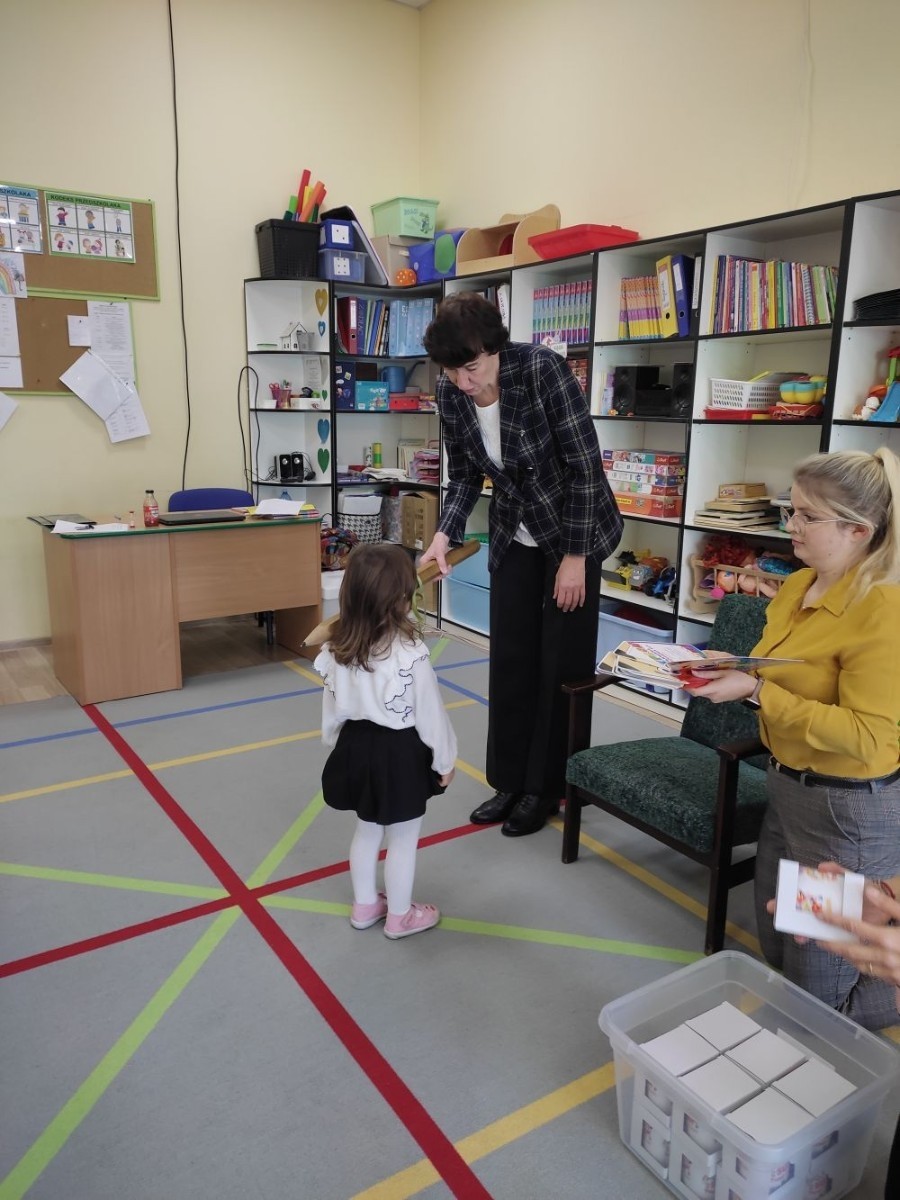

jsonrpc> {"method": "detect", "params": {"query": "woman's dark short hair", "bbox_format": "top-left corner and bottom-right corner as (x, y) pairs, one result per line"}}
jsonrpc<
(422, 292), (509, 368)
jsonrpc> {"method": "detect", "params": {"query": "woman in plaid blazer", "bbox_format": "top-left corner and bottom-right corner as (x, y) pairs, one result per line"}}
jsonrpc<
(421, 292), (623, 836)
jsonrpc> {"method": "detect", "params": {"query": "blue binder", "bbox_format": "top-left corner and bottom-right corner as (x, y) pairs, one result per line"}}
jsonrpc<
(672, 255), (694, 338)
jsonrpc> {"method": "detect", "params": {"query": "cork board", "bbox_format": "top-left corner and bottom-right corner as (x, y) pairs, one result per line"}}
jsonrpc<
(14, 295), (130, 394)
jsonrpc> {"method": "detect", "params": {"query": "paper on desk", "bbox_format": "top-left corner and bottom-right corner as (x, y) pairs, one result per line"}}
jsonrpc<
(60, 350), (133, 420)
(52, 520), (129, 533)
(0, 389), (19, 432)
(254, 498), (303, 517)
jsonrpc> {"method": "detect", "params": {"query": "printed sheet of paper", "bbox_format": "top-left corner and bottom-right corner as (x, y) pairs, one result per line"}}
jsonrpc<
(59, 349), (133, 420)
(0, 389), (18, 432)
(0, 295), (20, 355)
(104, 390), (150, 443)
(67, 315), (91, 347)
(0, 251), (27, 297)
(0, 356), (23, 389)
(87, 301), (135, 383)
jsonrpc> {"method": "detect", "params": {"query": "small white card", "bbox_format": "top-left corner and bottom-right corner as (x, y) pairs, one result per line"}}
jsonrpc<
(774, 860), (864, 943)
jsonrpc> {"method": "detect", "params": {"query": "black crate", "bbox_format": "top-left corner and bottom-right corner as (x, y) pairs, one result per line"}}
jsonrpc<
(255, 219), (319, 279)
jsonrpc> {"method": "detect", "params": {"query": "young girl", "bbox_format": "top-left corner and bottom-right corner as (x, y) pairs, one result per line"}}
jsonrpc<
(315, 543), (457, 939)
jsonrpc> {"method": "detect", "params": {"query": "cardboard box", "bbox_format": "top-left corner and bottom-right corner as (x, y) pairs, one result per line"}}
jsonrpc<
(686, 1003), (761, 1052)
(401, 490), (438, 552)
(613, 492), (684, 520)
(371, 234), (428, 285)
(718, 482), (768, 499)
(680, 1058), (762, 1114)
(772, 1061), (856, 1118)
(641, 1026), (719, 1077)
(603, 449), (687, 467)
(355, 381), (389, 411)
(725, 1030), (807, 1086)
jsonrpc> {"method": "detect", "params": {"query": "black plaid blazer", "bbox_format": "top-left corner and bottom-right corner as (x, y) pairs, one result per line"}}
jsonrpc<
(436, 342), (623, 570)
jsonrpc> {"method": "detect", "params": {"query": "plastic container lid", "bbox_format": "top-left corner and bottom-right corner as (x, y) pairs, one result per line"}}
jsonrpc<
(528, 223), (640, 260)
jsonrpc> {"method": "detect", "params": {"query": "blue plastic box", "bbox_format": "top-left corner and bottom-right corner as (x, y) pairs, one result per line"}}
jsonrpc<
(597, 602), (674, 695)
(443, 578), (489, 636)
(451, 539), (490, 588)
(318, 248), (366, 282)
(320, 219), (354, 250)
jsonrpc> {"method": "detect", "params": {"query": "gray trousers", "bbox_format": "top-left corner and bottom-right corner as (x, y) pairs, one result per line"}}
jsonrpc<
(754, 765), (900, 1031)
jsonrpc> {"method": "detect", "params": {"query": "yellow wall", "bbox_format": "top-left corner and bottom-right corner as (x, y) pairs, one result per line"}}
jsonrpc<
(3, 0), (898, 643)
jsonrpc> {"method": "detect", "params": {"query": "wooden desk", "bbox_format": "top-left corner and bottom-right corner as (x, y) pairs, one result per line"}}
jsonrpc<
(41, 518), (322, 704)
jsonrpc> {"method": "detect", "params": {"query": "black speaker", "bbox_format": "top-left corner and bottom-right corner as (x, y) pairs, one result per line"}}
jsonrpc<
(291, 452), (306, 480)
(277, 453), (294, 481)
(612, 366), (659, 416)
(671, 361), (695, 418)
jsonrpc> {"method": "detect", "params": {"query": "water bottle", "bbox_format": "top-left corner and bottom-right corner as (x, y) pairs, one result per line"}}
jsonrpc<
(143, 489), (159, 527)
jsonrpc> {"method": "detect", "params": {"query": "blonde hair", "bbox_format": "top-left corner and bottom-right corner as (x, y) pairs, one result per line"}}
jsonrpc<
(793, 446), (900, 600)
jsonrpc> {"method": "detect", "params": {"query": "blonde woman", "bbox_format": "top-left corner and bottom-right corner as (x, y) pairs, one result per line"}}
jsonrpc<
(689, 448), (900, 1030)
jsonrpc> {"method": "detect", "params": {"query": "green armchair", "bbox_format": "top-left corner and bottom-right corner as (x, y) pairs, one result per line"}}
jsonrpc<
(563, 594), (770, 954)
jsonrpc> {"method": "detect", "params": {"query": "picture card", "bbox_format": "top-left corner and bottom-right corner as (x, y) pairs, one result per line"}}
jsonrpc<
(774, 861), (864, 943)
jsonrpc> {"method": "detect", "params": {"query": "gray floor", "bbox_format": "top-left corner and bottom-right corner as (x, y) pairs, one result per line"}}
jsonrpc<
(0, 632), (896, 1199)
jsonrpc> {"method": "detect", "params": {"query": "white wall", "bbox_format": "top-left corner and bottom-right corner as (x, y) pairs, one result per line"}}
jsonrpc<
(3, 0), (898, 642)
(1, 0), (421, 641)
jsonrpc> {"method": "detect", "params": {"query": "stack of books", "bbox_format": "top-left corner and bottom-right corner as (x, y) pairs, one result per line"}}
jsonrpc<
(707, 256), (839, 333)
(692, 495), (781, 532)
(410, 444), (439, 484)
(597, 640), (798, 689)
(618, 275), (662, 339)
(531, 279), (593, 344)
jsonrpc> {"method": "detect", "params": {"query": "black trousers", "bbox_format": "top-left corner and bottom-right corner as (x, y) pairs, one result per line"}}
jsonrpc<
(888, 1114), (899, 1200)
(486, 541), (601, 801)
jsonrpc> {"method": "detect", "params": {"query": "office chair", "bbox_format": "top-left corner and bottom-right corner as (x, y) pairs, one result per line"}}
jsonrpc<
(562, 594), (770, 955)
(167, 488), (274, 645)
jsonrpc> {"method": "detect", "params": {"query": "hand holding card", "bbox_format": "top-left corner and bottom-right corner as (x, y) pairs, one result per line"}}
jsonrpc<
(774, 860), (865, 943)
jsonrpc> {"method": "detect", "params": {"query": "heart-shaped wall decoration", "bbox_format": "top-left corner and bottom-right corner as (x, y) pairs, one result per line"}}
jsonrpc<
(317, 418), (330, 443)
(317, 447), (330, 473)
(315, 289), (328, 315)
(318, 320), (326, 337)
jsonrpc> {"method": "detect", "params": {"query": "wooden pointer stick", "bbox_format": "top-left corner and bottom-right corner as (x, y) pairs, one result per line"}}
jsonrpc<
(302, 539), (481, 647)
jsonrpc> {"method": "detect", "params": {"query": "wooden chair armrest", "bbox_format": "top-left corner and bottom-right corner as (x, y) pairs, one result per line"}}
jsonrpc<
(562, 671), (621, 697)
(713, 737), (766, 764)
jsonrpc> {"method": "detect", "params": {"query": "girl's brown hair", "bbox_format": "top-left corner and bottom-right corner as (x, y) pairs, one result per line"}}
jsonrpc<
(329, 543), (420, 669)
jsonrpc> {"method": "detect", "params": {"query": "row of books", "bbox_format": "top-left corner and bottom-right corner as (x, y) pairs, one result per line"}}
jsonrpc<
(597, 639), (797, 690)
(531, 279), (593, 345)
(335, 296), (434, 357)
(707, 256), (839, 334)
(617, 254), (695, 340)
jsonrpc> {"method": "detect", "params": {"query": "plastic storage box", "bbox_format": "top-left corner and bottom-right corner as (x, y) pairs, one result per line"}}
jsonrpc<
(452, 536), (489, 588)
(320, 570), (344, 619)
(318, 248), (366, 283)
(443, 578), (489, 636)
(527, 223), (640, 260)
(255, 219), (319, 279)
(599, 951), (900, 1200)
(370, 196), (439, 239)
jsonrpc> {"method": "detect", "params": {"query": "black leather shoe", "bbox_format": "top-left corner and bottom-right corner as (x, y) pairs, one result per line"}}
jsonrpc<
(501, 793), (550, 837)
(470, 791), (520, 824)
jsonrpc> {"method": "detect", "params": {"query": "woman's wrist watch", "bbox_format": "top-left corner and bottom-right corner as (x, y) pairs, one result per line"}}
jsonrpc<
(745, 677), (763, 708)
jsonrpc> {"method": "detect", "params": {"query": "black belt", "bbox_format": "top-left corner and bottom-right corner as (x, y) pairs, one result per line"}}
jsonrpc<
(769, 757), (900, 792)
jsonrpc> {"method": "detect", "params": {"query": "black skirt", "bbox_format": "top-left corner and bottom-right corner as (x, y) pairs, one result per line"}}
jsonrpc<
(322, 719), (445, 826)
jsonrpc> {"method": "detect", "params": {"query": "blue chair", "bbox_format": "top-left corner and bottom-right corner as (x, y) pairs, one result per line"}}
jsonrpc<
(167, 488), (274, 645)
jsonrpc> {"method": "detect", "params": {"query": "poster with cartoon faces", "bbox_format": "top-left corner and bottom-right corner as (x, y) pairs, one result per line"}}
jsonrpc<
(46, 190), (135, 262)
(0, 184), (43, 254)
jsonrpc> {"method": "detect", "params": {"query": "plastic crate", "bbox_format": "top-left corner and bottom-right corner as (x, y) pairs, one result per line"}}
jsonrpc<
(599, 951), (900, 1200)
(255, 219), (319, 279)
(318, 248), (366, 283)
(528, 223), (640, 259)
(709, 375), (796, 410)
(443, 578), (489, 635)
(451, 537), (489, 588)
(370, 196), (439, 239)
(597, 603), (673, 694)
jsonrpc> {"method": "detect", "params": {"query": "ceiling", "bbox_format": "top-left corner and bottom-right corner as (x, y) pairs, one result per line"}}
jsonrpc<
(390, 0), (432, 9)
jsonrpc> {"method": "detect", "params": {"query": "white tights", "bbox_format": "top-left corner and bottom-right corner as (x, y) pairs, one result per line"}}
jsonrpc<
(350, 816), (423, 916)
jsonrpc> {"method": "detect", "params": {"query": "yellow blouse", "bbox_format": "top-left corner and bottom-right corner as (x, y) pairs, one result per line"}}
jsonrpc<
(752, 567), (900, 778)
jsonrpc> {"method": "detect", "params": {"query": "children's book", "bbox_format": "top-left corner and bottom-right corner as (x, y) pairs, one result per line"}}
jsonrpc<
(597, 640), (801, 689)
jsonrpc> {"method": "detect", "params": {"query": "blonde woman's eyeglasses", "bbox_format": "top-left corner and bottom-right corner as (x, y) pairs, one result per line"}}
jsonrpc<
(779, 506), (846, 532)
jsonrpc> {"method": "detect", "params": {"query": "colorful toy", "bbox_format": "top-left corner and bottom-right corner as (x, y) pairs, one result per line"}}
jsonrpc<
(853, 346), (900, 420)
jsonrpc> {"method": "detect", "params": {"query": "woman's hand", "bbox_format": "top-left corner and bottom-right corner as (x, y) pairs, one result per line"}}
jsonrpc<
(438, 767), (455, 787)
(553, 554), (586, 612)
(681, 668), (759, 703)
(419, 531), (451, 575)
(817, 888), (900, 987)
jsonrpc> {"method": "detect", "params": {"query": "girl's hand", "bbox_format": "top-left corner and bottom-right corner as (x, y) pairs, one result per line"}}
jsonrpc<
(419, 532), (451, 575)
(553, 554), (586, 612)
(681, 668), (759, 704)
(438, 767), (455, 787)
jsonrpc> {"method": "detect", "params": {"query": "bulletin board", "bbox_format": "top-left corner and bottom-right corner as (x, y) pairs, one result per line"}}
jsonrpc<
(27, 186), (158, 300)
(14, 295), (100, 394)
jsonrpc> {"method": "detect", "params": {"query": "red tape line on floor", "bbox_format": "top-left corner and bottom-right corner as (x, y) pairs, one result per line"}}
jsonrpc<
(82, 704), (493, 1200)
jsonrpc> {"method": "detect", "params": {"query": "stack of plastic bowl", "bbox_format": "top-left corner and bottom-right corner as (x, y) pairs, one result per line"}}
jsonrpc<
(773, 376), (826, 420)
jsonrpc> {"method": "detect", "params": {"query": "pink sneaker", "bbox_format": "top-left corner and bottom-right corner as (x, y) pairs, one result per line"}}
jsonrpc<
(384, 902), (440, 940)
(350, 893), (388, 930)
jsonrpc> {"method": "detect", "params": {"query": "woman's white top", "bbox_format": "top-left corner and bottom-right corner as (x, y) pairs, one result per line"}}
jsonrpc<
(474, 398), (538, 548)
(314, 636), (457, 775)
